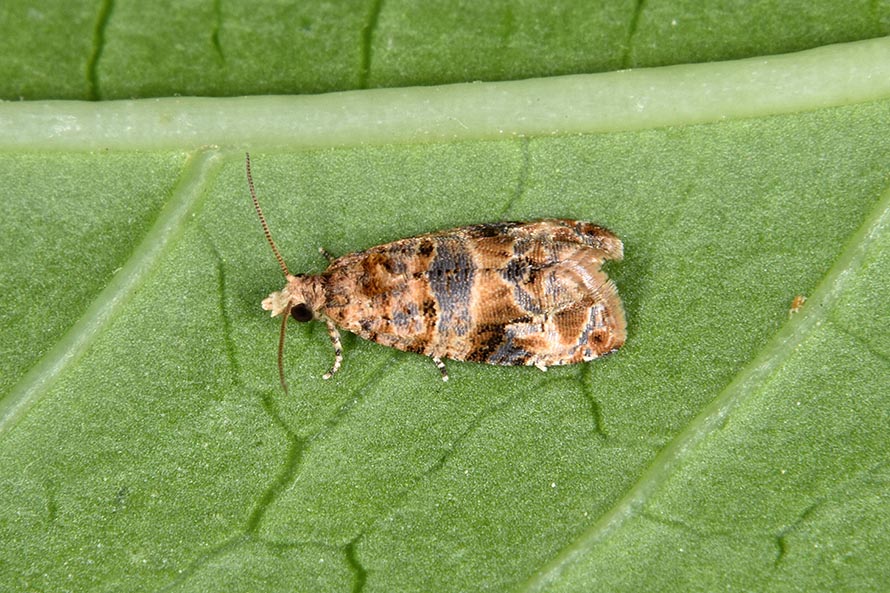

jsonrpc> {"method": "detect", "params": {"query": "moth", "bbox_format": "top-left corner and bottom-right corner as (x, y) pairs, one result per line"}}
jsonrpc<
(246, 153), (626, 390)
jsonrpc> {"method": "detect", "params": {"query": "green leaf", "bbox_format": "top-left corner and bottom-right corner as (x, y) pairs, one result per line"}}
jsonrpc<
(2, 0), (887, 100)
(2, 4), (890, 592)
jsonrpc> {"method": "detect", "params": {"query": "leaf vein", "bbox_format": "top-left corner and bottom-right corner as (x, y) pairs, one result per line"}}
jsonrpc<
(359, 0), (384, 89)
(621, 0), (647, 69)
(0, 150), (220, 437)
(520, 181), (890, 592)
(87, 0), (114, 101)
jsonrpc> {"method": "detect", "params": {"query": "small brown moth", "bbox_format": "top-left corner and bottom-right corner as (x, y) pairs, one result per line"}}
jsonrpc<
(246, 153), (626, 389)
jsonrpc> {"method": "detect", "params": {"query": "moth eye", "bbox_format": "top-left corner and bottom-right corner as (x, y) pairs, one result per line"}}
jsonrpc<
(291, 303), (313, 322)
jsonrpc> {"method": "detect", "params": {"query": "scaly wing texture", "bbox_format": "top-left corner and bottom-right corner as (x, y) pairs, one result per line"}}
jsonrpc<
(321, 220), (625, 366)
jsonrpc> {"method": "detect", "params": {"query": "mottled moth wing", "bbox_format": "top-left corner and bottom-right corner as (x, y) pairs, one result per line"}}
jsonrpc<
(321, 219), (625, 369)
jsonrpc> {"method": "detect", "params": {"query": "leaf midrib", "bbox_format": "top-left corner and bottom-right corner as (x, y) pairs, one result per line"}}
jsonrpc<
(1, 37), (889, 152)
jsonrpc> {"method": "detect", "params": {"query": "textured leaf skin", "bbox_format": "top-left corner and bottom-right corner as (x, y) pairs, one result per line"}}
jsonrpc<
(1, 3), (890, 592)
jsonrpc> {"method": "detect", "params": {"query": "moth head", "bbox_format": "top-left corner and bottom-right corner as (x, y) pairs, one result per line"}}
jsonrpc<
(246, 152), (324, 393)
(261, 273), (325, 322)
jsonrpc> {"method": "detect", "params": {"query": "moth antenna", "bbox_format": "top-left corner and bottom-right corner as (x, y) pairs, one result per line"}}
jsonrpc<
(246, 152), (290, 277)
(278, 303), (291, 395)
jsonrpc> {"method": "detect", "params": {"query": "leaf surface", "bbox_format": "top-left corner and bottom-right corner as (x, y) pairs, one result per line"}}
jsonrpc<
(1, 3), (890, 592)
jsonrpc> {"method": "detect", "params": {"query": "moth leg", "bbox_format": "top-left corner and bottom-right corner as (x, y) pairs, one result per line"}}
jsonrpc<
(318, 246), (336, 263)
(322, 319), (343, 379)
(431, 356), (449, 382)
